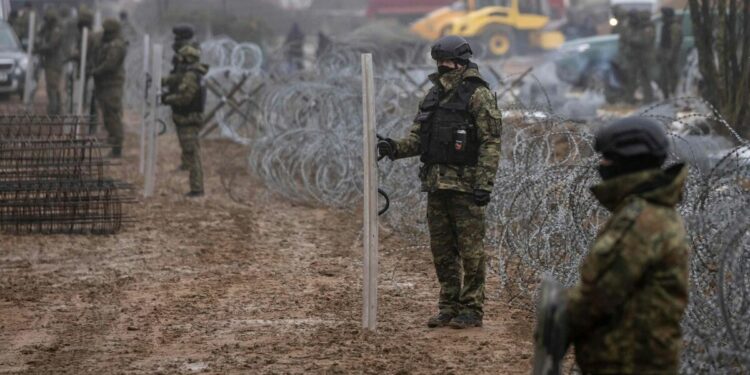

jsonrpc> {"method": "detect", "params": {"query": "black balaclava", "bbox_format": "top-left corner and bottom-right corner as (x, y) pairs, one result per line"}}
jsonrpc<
(437, 58), (469, 75)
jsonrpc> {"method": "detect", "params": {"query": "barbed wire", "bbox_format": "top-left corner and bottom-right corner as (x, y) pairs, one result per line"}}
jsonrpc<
(123, 32), (750, 372)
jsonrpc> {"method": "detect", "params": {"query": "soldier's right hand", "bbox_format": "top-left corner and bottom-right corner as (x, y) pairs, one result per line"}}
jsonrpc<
(377, 138), (396, 160)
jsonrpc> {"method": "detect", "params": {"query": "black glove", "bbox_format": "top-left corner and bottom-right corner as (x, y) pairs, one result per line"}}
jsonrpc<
(473, 189), (491, 207)
(377, 138), (396, 160)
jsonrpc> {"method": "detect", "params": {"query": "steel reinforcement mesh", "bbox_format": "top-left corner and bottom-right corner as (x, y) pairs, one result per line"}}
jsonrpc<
(0, 114), (132, 235)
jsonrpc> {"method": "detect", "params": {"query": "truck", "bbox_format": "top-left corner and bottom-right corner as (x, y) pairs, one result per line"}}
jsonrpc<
(449, 0), (566, 58)
(412, 0), (566, 42)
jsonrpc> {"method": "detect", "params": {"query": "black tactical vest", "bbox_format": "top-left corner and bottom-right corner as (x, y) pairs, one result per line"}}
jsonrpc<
(415, 75), (487, 166)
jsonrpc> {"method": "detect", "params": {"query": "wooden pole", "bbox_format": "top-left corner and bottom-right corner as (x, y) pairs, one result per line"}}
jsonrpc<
(361, 53), (378, 331)
(139, 34), (151, 175)
(74, 27), (89, 137)
(144, 44), (162, 198)
(22, 11), (35, 108)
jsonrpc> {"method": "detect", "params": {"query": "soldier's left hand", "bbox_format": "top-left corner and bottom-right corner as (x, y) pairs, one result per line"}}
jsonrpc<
(473, 189), (491, 207)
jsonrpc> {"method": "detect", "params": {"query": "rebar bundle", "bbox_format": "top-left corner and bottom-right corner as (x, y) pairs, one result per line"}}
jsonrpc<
(0, 114), (132, 235)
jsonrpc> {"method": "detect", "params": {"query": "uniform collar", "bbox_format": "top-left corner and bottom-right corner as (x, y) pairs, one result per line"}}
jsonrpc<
(591, 163), (688, 211)
(428, 63), (482, 92)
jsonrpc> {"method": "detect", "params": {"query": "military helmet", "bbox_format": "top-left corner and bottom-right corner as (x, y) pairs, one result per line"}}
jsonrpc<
(102, 18), (121, 33)
(43, 8), (58, 21)
(431, 35), (472, 62)
(173, 24), (195, 40)
(595, 117), (669, 164)
(178, 45), (201, 63)
(78, 5), (94, 25)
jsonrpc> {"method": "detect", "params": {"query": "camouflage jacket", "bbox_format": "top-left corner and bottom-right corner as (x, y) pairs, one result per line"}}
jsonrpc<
(91, 34), (127, 87)
(392, 66), (502, 193)
(163, 62), (208, 125)
(621, 20), (655, 59)
(567, 164), (690, 374)
(12, 12), (30, 42)
(37, 22), (64, 67)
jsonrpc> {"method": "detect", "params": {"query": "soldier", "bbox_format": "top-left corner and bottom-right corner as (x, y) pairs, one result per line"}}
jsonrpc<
(12, 2), (33, 44)
(565, 117), (689, 374)
(621, 10), (656, 103)
(162, 45), (207, 197)
(91, 19), (128, 158)
(167, 25), (201, 171)
(657, 7), (683, 99)
(377, 36), (502, 329)
(37, 9), (64, 115)
(171, 25), (199, 71)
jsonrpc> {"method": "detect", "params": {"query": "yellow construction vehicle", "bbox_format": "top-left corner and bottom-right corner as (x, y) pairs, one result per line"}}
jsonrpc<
(449, 0), (565, 57)
(411, 1), (500, 41)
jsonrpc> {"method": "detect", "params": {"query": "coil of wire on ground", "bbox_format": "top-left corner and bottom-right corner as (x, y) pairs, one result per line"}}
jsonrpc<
(197, 32), (750, 372)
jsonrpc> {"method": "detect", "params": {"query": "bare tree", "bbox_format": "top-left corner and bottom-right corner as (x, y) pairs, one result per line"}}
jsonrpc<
(688, 0), (750, 139)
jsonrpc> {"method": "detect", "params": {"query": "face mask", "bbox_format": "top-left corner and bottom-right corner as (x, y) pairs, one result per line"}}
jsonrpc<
(437, 65), (455, 75)
(597, 164), (619, 181)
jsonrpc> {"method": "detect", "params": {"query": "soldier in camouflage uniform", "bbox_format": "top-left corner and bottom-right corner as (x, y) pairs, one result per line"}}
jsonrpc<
(12, 2), (32, 45)
(566, 117), (689, 374)
(621, 10), (656, 103)
(163, 45), (207, 197)
(657, 7), (683, 99)
(37, 9), (64, 115)
(378, 35), (502, 329)
(167, 25), (201, 171)
(91, 19), (128, 158)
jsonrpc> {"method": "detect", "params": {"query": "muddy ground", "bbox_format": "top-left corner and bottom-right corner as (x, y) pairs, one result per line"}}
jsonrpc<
(0, 110), (535, 374)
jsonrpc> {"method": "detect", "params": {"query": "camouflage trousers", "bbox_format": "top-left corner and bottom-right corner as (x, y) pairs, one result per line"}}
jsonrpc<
(427, 190), (487, 317)
(44, 67), (61, 115)
(175, 122), (204, 193)
(95, 83), (124, 151)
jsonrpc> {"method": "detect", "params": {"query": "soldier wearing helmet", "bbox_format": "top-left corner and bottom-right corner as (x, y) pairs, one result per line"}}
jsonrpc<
(37, 8), (64, 114)
(91, 18), (128, 157)
(619, 10), (656, 103)
(162, 45), (208, 197)
(12, 2), (33, 44)
(165, 24), (202, 172)
(377, 35), (502, 329)
(657, 7), (683, 99)
(563, 117), (689, 373)
(171, 25), (200, 74)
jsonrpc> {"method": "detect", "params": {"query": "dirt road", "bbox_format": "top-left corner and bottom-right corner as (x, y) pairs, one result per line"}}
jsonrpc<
(0, 119), (534, 374)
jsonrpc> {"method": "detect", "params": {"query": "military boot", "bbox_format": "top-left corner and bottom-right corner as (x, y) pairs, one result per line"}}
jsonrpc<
(186, 191), (204, 198)
(426, 312), (454, 328)
(109, 147), (122, 158)
(449, 312), (482, 329)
